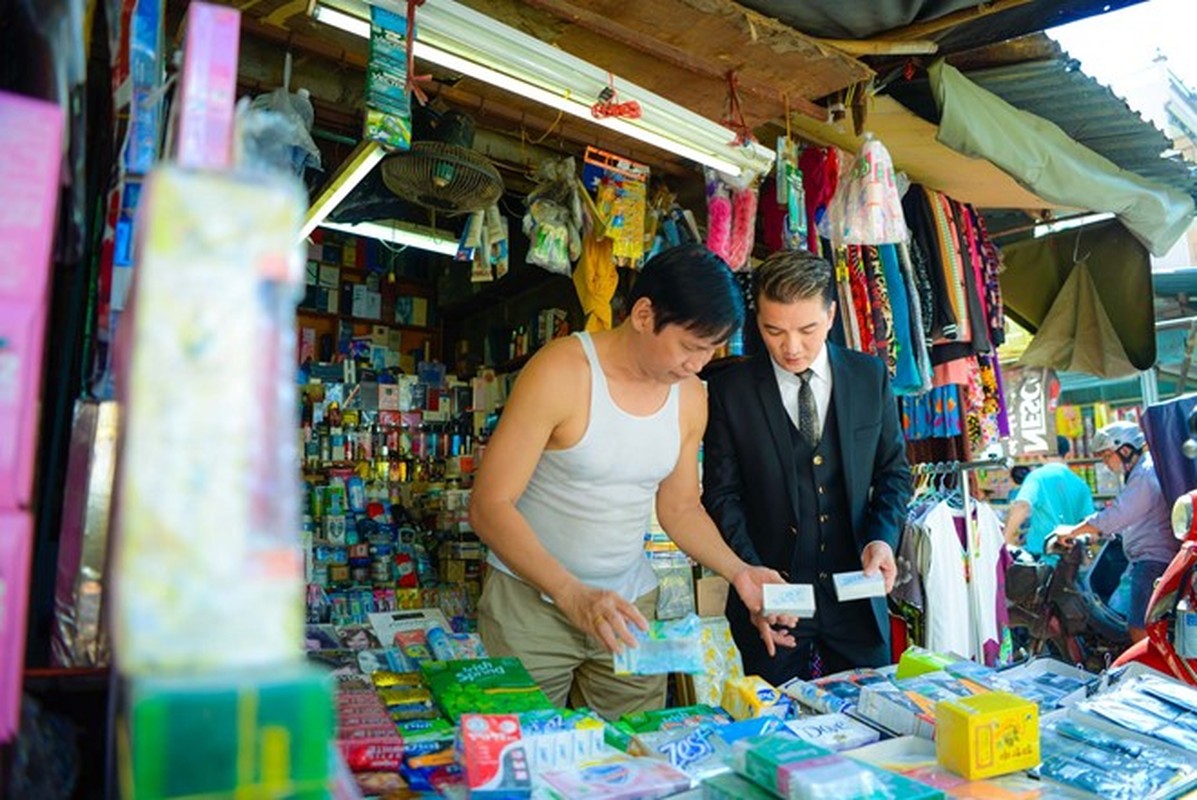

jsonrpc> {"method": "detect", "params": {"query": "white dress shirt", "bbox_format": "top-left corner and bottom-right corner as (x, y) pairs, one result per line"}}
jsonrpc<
(771, 345), (833, 438)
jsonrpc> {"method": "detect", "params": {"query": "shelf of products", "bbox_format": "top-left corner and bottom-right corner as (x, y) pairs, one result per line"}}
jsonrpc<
(297, 307), (437, 335)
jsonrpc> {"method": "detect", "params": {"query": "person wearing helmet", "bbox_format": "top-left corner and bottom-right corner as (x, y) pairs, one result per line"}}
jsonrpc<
(1059, 420), (1180, 642)
(1003, 436), (1094, 556)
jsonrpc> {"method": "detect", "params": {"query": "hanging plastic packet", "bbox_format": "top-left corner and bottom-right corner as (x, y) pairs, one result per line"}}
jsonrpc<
(524, 157), (583, 275)
(820, 134), (906, 246)
(651, 555), (695, 620)
(776, 136), (807, 250)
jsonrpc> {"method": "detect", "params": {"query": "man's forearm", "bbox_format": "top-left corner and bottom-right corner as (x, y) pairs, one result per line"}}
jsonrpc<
(660, 504), (746, 582)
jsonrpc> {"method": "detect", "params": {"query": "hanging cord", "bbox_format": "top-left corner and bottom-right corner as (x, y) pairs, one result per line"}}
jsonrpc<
(403, 0), (433, 105)
(722, 70), (754, 146)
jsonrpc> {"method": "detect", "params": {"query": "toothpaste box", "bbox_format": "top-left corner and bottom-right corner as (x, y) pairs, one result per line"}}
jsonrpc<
(763, 583), (816, 617)
(833, 571), (887, 602)
(460, 714), (532, 799)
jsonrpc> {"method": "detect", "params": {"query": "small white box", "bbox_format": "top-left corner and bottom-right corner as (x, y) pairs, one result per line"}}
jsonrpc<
(833, 571), (887, 602)
(763, 583), (815, 617)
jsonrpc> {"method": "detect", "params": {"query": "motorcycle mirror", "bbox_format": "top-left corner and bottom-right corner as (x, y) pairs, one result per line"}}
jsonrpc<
(1172, 491), (1196, 541)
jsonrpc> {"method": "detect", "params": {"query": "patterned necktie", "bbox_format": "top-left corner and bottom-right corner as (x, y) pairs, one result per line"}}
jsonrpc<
(798, 370), (819, 446)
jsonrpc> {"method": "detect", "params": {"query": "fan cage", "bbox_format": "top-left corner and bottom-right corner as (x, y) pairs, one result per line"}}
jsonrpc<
(381, 142), (504, 214)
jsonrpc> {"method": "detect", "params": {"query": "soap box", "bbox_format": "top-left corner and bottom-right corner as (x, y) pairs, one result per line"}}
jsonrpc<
(935, 692), (1039, 780)
(721, 676), (789, 721)
(784, 712), (881, 752)
(763, 583), (816, 617)
(833, 570), (887, 602)
(460, 714), (532, 799)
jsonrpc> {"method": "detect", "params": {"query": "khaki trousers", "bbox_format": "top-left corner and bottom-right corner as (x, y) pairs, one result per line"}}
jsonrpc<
(478, 568), (666, 721)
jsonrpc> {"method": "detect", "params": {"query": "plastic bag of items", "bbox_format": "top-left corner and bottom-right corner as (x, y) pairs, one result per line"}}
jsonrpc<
(523, 157), (583, 275)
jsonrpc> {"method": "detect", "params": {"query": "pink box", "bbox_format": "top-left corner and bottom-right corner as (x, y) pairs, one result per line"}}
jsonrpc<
(0, 511), (35, 740)
(0, 91), (64, 510)
(176, 2), (240, 170)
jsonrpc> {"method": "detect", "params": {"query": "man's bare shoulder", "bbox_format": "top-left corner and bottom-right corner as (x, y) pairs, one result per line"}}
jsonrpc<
(518, 335), (586, 382)
(504, 336), (588, 412)
(677, 376), (709, 427)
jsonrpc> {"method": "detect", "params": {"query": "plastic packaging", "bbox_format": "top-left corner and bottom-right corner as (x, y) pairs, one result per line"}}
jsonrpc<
(613, 614), (703, 675)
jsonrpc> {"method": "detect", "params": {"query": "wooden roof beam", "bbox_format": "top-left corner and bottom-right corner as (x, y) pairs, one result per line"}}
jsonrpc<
(519, 0), (829, 121)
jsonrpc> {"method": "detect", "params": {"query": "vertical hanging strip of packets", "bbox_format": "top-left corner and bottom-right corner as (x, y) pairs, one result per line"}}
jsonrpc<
(367, 8), (413, 151)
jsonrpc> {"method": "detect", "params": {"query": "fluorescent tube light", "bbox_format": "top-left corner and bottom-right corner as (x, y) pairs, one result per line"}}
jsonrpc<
(312, 3), (370, 38)
(310, 0), (776, 178)
(1032, 211), (1116, 238)
(321, 220), (460, 255)
(298, 139), (386, 241)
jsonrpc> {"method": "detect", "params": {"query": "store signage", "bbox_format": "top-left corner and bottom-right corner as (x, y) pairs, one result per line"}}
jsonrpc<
(1005, 366), (1059, 457)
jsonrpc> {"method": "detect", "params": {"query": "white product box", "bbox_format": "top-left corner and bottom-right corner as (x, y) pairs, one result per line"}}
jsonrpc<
(833, 570), (887, 602)
(763, 583), (816, 617)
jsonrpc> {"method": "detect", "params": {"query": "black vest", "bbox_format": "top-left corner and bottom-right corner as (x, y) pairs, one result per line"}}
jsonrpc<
(787, 396), (855, 622)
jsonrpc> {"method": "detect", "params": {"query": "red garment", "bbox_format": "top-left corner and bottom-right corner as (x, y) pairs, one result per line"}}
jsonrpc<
(799, 147), (838, 254)
(845, 246), (875, 354)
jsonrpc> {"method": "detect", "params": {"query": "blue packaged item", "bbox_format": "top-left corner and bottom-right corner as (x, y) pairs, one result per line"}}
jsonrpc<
(613, 613), (703, 675)
(347, 476), (366, 513)
(714, 716), (787, 745)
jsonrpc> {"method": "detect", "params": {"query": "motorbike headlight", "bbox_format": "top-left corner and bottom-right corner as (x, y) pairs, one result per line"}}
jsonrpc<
(1172, 492), (1194, 541)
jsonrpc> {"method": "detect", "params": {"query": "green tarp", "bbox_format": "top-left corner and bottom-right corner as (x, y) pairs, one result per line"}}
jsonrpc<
(930, 60), (1194, 257)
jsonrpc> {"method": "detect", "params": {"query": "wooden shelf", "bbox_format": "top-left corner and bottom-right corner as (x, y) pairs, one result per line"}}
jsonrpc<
(296, 307), (436, 333)
(306, 265), (434, 298)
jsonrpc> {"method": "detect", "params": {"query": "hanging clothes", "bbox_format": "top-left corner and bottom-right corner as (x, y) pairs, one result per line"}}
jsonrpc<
(893, 479), (1009, 665)
(879, 244), (921, 395)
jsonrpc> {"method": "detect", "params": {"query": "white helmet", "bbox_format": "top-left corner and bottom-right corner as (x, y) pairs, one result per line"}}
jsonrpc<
(1091, 421), (1145, 454)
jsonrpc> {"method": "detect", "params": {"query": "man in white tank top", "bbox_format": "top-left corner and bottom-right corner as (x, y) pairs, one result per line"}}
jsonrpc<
(470, 245), (793, 720)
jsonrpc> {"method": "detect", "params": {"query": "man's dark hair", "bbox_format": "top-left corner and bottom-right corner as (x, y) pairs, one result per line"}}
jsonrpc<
(1011, 465), (1031, 486)
(628, 244), (744, 341)
(753, 249), (836, 309)
(1056, 435), (1070, 458)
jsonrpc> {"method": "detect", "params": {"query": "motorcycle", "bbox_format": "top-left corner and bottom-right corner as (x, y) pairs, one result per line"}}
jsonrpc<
(1006, 528), (1129, 672)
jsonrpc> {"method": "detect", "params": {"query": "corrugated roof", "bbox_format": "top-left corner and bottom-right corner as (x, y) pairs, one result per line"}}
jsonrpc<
(888, 57), (1197, 201)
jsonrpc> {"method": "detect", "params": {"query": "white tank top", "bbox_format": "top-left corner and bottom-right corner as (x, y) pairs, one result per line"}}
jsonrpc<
(488, 332), (681, 601)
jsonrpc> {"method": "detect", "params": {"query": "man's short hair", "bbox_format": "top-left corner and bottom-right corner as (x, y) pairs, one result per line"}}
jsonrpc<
(1011, 465), (1032, 486)
(629, 244), (744, 341)
(753, 250), (836, 309)
(1057, 435), (1070, 458)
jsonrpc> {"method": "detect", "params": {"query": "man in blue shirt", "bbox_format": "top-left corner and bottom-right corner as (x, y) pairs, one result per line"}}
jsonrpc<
(1060, 421), (1180, 643)
(1003, 438), (1094, 556)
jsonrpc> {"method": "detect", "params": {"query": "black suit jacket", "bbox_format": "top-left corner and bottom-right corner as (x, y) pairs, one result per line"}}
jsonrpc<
(702, 344), (911, 638)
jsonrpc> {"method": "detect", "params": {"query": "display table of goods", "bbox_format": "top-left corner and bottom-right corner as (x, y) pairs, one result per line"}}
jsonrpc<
(301, 609), (1197, 800)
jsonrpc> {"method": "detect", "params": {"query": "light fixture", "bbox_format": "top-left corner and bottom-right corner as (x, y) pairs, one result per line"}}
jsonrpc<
(320, 219), (460, 256)
(311, 3), (369, 38)
(1032, 211), (1116, 238)
(310, 0), (776, 178)
(298, 139), (386, 241)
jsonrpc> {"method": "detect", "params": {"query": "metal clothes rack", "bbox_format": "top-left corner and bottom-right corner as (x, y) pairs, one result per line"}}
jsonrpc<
(911, 455), (1010, 662)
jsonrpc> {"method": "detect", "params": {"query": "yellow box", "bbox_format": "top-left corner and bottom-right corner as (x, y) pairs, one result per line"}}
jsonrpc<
(936, 692), (1039, 780)
(720, 676), (787, 721)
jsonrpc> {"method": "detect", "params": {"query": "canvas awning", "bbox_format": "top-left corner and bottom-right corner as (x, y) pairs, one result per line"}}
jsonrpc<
(929, 60), (1195, 256)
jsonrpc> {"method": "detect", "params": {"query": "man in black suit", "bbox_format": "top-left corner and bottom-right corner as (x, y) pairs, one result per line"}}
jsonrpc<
(702, 250), (911, 684)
